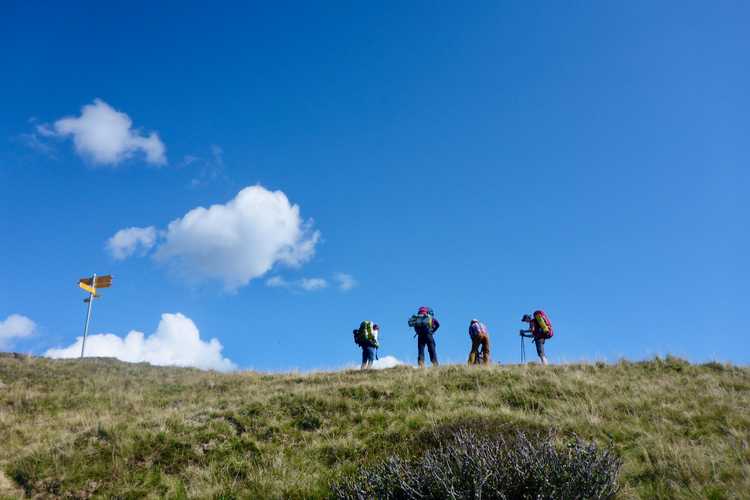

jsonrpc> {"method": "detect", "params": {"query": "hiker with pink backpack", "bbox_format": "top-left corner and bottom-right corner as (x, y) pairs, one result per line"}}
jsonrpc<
(520, 310), (553, 365)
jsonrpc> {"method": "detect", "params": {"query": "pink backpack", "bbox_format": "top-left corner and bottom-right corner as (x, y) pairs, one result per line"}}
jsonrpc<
(533, 310), (553, 338)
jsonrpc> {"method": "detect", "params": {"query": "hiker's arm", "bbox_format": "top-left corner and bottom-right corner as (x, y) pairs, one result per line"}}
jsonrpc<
(432, 318), (440, 333)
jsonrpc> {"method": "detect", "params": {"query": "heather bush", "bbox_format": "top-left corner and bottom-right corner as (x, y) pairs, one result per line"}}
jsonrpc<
(331, 429), (621, 499)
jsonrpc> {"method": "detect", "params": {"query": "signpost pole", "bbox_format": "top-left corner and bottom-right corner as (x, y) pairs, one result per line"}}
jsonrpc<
(80, 273), (96, 358)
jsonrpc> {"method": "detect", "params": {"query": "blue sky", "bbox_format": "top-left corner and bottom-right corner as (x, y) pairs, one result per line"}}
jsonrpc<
(1, 2), (748, 370)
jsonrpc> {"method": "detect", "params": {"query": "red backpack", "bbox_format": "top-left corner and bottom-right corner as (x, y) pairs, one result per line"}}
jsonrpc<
(533, 310), (553, 338)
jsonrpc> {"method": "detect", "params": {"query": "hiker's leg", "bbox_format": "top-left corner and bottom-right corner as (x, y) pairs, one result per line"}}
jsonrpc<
(427, 334), (438, 366)
(481, 335), (490, 364)
(417, 336), (426, 368)
(361, 347), (368, 370)
(468, 335), (479, 365)
(535, 338), (548, 365)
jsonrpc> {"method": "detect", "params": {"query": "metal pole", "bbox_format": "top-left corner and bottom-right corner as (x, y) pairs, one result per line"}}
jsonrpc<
(80, 273), (96, 358)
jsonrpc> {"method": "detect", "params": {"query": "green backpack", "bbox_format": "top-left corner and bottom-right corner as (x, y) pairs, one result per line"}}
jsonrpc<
(354, 320), (378, 347)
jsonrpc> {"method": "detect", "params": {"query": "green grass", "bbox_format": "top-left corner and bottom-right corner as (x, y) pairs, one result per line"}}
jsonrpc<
(0, 354), (748, 498)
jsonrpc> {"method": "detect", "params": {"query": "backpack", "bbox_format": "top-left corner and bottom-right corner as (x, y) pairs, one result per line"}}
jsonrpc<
(355, 320), (378, 347)
(533, 310), (553, 338)
(408, 313), (434, 332)
(469, 321), (487, 337)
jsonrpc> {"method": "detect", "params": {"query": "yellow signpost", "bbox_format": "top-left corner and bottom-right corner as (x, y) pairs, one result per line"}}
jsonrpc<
(77, 274), (113, 358)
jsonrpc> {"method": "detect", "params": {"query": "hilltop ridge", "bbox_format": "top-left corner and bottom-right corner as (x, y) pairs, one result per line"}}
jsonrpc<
(1, 354), (748, 498)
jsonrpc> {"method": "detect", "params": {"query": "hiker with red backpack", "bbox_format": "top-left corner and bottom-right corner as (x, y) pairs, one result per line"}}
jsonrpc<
(353, 321), (379, 370)
(468, 319), (491, 365)
(408, 307), (440, 367)
(520, 310), (553, 365)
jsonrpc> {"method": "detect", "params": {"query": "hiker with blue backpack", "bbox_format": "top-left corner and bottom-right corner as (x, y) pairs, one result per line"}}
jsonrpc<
(408, 307), (440, 367)
(353, 321), (379, 370)
(468, 319), (491, 365)
(520, 310), (553, 365)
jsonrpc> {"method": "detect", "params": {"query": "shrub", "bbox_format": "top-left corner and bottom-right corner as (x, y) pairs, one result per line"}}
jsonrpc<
(331, 429), (621, 499)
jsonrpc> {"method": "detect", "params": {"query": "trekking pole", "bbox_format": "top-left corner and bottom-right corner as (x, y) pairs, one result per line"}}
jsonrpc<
(520, 334), (526, 365)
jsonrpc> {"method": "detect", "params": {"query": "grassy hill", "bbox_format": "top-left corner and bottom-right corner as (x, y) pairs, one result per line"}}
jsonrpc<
(0, 354), (748, 499)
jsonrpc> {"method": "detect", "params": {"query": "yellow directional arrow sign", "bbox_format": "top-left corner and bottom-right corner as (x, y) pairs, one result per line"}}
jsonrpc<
(79, 282), (97, 295)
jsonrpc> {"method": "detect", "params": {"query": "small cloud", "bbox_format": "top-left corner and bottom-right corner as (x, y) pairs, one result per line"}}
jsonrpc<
(265, 276), (289, 288)
(0, 314), (36, 349)
(45, 313), (235, 372)
(299, 278), (328, 291)
(338, 355), (405, 371)
(46, 99), (166, 166)
(267, 273), (354, 293)
(35, 123), (55, 137)
(179, 155), (199, 168)
(334, 273), (357, 291)
(106, 226), (157, 260)
(16, 132), (56, 157)
(266, 276), (328, 292)
(187, 144), (228, 188)
(371, 355), (404, 369)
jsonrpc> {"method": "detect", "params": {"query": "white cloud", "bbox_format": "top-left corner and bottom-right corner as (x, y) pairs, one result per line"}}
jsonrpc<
(338, 355), (405, 371)
(17, 132), (56, 157)
(44, 313), (235, 371)
(265, 276), (288, 288)
(49, 99), (166, 166)
(35, 123), (55, 137)
(0, 314), (36, 348)
(186, 144), (228, 188)
(299, 278), (328, 291)
(371, 355), (403, 369)
(106, 226), (157, 260)
(334, 273), (357, 291)
(265, 276), (328, 292)
(266, 273), (355, 293)
(150, 185), (320, 290)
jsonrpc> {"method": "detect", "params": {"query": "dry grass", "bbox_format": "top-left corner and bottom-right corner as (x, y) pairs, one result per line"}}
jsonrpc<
(0, 354), (748, 498)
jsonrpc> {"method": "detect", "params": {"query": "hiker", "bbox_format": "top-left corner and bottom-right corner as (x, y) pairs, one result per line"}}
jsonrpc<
(468, 319), (490, 365)
(408, 306), (440, 367)
(520, 310), (553, 365)
(353, 321), (379, 370)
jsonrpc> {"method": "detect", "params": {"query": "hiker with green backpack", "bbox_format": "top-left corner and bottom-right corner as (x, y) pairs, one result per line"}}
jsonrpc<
(408, 306), (440, 367)
(353, 321), (379, 370)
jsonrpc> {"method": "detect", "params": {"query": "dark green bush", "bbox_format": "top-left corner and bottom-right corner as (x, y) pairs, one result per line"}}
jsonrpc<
(331, 429), (621, 499)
